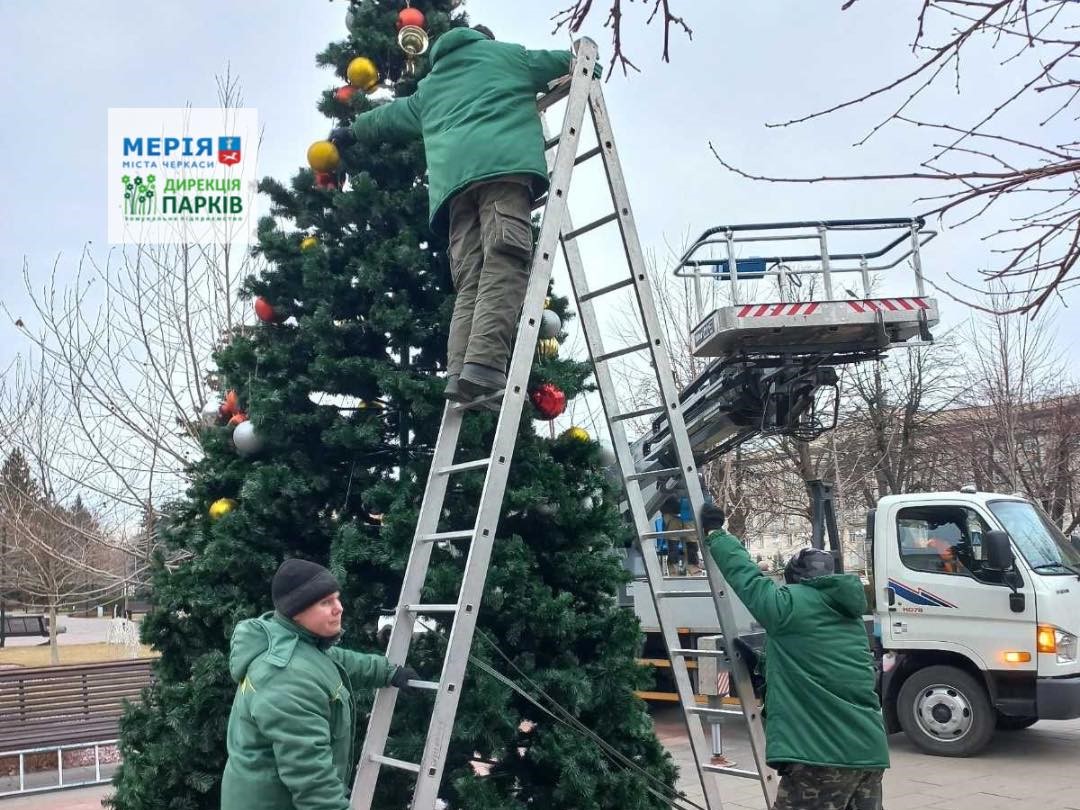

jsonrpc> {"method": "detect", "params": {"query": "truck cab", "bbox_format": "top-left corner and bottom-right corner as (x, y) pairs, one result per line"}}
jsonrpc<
(871, 490), (1080, 755)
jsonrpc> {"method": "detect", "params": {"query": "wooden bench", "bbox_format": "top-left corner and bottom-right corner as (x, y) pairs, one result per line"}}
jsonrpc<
(0, 660), (153, 752)
(1, 615), (49, 640)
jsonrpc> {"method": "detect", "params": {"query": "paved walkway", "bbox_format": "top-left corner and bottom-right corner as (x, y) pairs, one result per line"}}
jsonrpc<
(654, 705), (1080, 809)
(0, 786), (108, 809)
(6, 709), (1080, 808)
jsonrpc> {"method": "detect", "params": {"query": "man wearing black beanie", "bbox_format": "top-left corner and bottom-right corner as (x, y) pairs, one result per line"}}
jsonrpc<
(221, 559), (420, 810)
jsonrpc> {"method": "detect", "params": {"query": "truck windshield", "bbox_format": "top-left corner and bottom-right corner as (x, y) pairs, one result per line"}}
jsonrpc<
(988, 500), (1080, 575)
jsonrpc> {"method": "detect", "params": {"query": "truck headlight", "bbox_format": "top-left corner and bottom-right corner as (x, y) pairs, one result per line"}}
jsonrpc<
(1037, 625), (1077, 663)
(1058, 630), (1078, 664)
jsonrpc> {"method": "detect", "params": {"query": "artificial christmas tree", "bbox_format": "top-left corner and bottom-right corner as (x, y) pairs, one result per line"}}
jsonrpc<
(109, 4), (675, 809)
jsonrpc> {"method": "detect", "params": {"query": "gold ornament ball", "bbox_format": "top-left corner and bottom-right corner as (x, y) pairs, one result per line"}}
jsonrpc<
(209, 497), (237, 520)
(347, 56), (379, 91)
(307, 140), (341, 173)
(300, 235), (319, 251)
(563, 426), (590, 443)
(537, 337), (559, 359)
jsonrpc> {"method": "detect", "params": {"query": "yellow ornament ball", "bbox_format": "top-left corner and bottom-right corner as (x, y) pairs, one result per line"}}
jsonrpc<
(537, 337), (559, 359)
(300, 235), (319, 251)
(563, 426), (590, 443)
(307, 140), (341, 173)
(209, 498), (237, 521)
(347, 56), (379, 91)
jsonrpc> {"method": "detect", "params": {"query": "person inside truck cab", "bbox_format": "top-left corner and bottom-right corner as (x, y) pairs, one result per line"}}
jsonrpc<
(924, 535), (965, 574)
(700, 504), (889, 810)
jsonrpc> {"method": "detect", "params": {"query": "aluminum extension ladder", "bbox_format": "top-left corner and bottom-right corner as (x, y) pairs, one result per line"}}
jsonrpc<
(351, 38), (772, 810)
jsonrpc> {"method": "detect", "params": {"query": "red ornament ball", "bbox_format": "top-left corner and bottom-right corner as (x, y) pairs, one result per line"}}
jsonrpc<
(315, 171), (338, 190)
(254, 296), (280, 323)
(530, 383), (567, 420)
(334, 85), (357, 103)
(397, 7), (425, 29)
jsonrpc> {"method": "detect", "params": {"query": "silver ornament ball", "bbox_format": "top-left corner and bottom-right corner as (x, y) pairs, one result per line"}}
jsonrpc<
(200, 396), (222, 426)
(232, 420), (264, 456)
(539, 309), (562, 339)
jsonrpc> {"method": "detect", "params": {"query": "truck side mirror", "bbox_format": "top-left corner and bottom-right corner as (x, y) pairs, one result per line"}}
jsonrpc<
(984, 530), (1015, 571)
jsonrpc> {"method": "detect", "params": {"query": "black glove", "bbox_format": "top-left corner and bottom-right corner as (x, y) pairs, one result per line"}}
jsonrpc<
(391, 665), (419, 692)
(699, 504), (726, 533)
(328, 127), (356, 150)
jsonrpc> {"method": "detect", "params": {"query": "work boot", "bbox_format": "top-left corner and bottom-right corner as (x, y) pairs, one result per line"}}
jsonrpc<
(459, 362), (506, 396)
(459, 363), (505, 412)
(444, 374), (469, 403)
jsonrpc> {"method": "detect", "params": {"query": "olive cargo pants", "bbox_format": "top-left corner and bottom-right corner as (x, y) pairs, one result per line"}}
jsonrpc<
(446, 175), (534, 381)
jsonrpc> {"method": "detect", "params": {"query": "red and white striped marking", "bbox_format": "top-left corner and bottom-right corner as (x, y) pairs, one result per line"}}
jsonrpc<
(735, 298), (929, 317)
(846, 298), (929, 313)
(736, 302), (819, 317)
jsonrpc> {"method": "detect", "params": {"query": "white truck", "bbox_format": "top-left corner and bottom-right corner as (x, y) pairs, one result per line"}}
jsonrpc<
(869, 488), (1080, 755)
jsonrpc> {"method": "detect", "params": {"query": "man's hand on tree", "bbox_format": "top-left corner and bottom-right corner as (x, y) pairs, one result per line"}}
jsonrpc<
(391, 665), (420, 692)
(328, 127), (357, 151)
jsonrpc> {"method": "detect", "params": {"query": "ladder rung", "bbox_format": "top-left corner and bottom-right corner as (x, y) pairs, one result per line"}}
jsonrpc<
(532, 194), (548, 210)
(407, 679), (440, 691)
(626, 466), (680, 481)
(580, 276), (635, 302)
(406, 604), (458, 614)
(641, 529), (697, 538)
(564, 212), (618, 241)
(671, 648), (728, 659)
(544, 135), (560, 150)
(595, 341), (650, 364)
(703, 764), (761, 779)
(436, 457), (491, 475)
(574, 145), (602, 165)
(418, 530), (474, 543)
(656, 590), (714, 599)
(537, 79), (571, 112)
(687, 706), (745, 718)
(370, 754), (421, 774)
(612, 404), (664, 422)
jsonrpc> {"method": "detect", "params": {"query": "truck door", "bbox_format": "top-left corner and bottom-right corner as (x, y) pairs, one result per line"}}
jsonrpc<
(884, 501), (1035, 671)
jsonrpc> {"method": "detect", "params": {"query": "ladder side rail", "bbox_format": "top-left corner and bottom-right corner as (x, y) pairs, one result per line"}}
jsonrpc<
(351, 408), (467, 808)
(406, 41), (600, 810)
(586, 84), (778, 806)
(558, 212), (727, 810)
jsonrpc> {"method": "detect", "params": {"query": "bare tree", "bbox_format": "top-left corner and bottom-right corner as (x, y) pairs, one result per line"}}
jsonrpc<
(942, 290), (1080, 530)
(4, 71), (257, 561)
(551, 0), (692, 74)
(842, 340), (960, 504)
(710, 1), (1080, 314)
(0, 449), (125, 663)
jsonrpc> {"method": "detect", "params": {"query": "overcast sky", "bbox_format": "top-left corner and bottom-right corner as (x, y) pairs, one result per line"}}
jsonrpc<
(2, 1), (1075, 388)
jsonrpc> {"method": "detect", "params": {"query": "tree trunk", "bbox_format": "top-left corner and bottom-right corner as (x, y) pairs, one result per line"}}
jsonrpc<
(48, 601), (59, 665)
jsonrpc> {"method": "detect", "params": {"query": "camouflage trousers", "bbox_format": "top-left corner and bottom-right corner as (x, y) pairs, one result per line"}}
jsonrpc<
(773, 764), (884, 810)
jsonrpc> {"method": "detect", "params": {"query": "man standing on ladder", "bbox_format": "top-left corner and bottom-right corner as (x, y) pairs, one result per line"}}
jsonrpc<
(699, 505), (889, 810)
(330, 26), (599, 407)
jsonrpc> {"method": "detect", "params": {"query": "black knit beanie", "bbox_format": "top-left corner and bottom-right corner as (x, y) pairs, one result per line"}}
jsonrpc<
(272, 559), (341, 618)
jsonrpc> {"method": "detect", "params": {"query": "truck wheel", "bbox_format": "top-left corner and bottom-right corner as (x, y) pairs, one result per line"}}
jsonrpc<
(996, 714), (1038, 731)
(897, 665), (994, 756)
